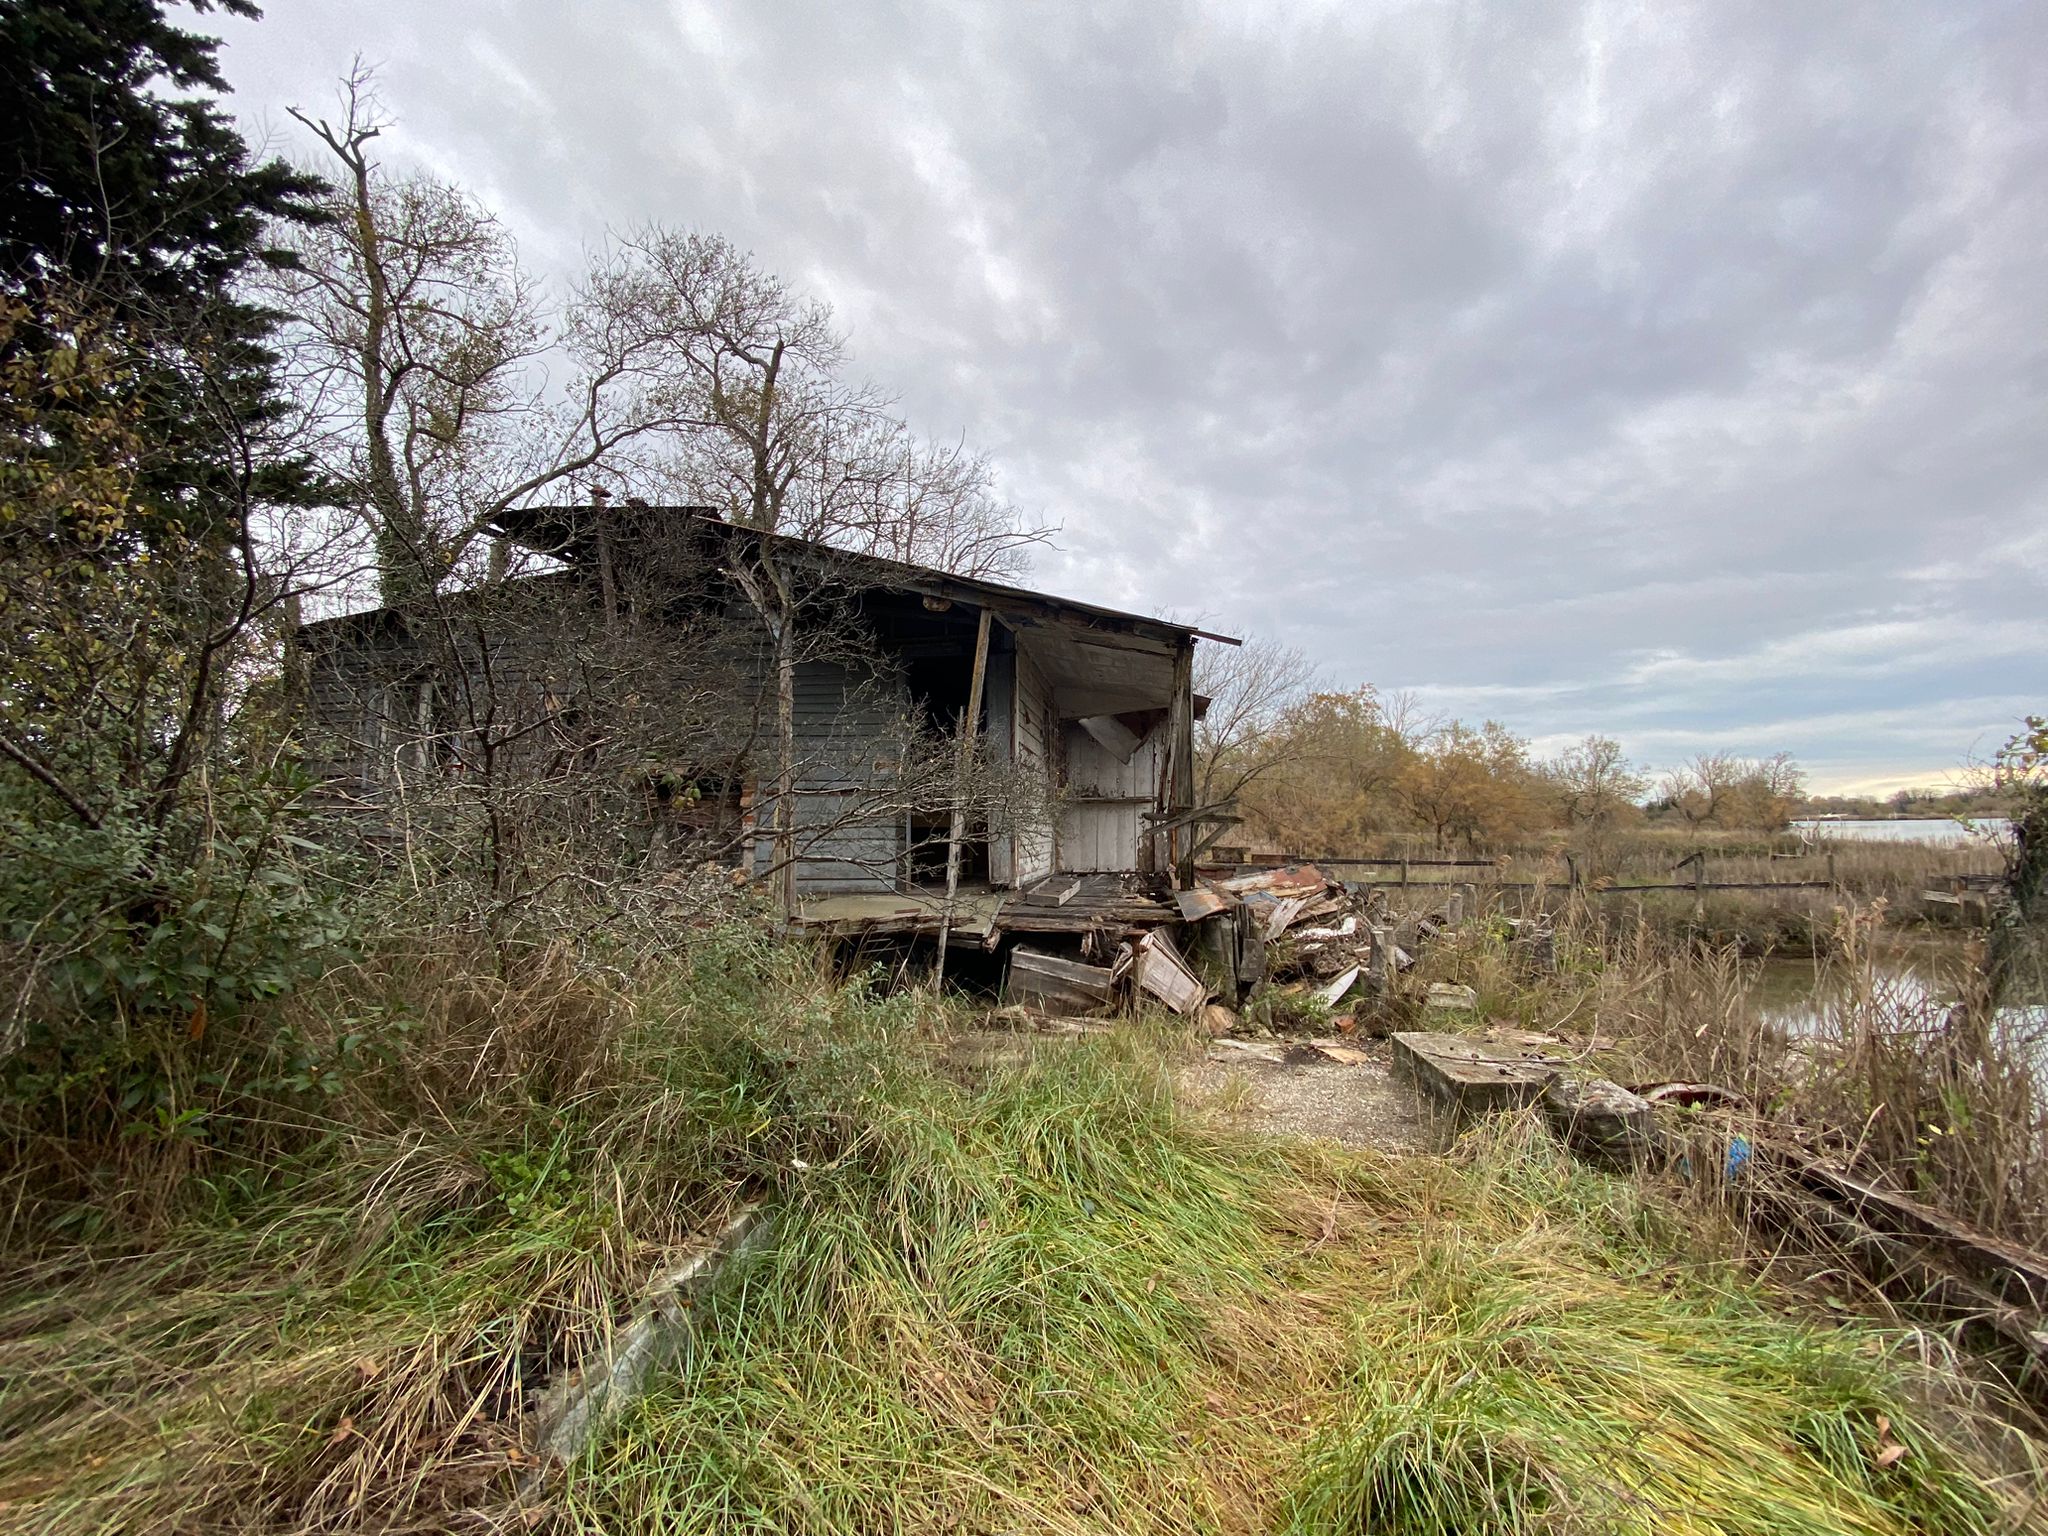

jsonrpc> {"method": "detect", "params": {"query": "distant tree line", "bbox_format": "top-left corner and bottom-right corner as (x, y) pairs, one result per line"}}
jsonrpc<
(1196, 641), (1828, 855)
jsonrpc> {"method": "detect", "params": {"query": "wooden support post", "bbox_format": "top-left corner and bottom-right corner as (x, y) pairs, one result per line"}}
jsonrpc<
(934, 607), (993, 987)
(1368, 925), (1392, 997)
(1169, 638), (1196, 889)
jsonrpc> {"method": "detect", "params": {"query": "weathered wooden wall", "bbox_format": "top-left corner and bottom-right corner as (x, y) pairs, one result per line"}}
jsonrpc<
(1011, 644), (1059, 884)
(1057, 721), (1162, 874)
(754, 656), (914, 896)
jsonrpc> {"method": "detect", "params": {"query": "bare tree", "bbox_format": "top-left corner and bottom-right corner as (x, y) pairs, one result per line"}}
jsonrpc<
(598, 227), (1050, 914)
(1546, 735), (1648, 833)
(1664, 752), (1742, 832)
(1193, 634), (1316, 804)
(274, 68), (695, 602)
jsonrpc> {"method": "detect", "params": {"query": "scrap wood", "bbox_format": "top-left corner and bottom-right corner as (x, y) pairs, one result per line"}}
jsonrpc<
(1265, 895), (1310, 940)
(1307, 1039), (1372, 1064)
(1134, 930), (1208, 1015)
(1211, 1037), (1288, 1064)
(1219, 862), (1327, 897)
(1318, 966), (1362, 1007)
(1005, 947), (1115, 1012)
(1174, 886), (1231, 921)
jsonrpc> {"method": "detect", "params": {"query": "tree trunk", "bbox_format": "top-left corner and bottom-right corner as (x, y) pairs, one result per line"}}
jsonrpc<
(773, 610), (797, 921)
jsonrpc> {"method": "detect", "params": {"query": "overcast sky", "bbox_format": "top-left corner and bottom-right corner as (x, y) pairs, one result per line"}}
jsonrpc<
(213, 1), (2044, 793)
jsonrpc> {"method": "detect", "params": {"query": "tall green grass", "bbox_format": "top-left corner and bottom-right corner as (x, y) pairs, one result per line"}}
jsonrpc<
(1, 927), (2035, 1534)
(564, 1042), (2034, 1536)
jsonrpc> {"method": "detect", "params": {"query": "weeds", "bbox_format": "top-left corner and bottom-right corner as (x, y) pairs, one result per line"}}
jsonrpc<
(1417, 896), (2048, 1252)
(567, 1065), (2035, 1536)
(2, 926), (2039, 1532)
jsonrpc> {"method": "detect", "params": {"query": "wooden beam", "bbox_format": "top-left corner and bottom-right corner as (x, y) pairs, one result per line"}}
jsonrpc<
(935, 606), (994, 985)
(1169, 639), (1196, 889)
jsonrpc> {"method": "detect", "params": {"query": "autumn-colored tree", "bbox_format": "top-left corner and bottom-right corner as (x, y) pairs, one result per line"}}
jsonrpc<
(1238, 688), (1414, 852)
(1398, 720), (1541, 852)
(1661, 751), (1803, 832)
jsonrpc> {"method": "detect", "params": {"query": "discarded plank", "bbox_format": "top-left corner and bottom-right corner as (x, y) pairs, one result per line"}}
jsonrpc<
(530, 1203), (769, 1469)
(1235, 899), (1268, 994)
(1318, 965), (1362, 1008)
(1265, 894), (1309, 940)
(1174, 886), (1231, 921)
(1135, 929), (1207, 1014)
(1005, 947), (1116, 1012)
(1308, 1039), (1372, 1064)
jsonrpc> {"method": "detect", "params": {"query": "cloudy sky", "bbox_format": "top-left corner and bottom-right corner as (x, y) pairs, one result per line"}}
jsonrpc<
(212, 1), (2044, 792)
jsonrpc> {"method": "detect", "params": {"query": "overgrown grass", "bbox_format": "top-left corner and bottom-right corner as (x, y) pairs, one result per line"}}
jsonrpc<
(561, 1044), (2036, 1535)
(1413, 900), (2048, 1252)
(1284, 1124), (2029, 1536)
(0, 925), (959, 1533)
(3, 927), (2038, 1533)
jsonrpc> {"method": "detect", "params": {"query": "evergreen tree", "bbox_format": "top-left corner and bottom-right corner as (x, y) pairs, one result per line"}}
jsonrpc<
(0, 0), (327, 538)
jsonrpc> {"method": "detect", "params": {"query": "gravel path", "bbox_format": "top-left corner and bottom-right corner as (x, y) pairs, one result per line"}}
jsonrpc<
(1177, 1036), (1428, 1153)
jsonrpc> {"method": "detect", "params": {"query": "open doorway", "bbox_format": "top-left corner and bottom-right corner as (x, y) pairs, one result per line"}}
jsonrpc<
(899, 623), (991, 891)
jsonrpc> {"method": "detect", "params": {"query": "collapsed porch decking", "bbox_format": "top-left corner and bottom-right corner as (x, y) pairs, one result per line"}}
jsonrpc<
(795, 871), (1183, 944)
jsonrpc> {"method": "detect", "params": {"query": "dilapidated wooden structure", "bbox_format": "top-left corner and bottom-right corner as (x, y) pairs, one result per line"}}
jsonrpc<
(300, 504), (1239, 948)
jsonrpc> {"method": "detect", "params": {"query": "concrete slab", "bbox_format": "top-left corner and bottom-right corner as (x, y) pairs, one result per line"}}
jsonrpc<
(1390, 1031), (1557, 1120)
(1543, 1077), (1658, 1169)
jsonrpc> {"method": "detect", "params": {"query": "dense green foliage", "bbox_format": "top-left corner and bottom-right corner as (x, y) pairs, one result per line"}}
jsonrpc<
(0, 0), (326, 531)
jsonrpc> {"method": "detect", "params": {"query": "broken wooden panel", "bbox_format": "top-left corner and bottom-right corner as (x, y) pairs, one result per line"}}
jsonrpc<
(1264, 894), (1309, 940)
(1004, 947), (1116, 1012)
(1057, 717), (1162, 873)
(1074, 713), (1143, 763)
(1010, 646), (1059, 885)
(1134, 930), (1207, 1014)
(1234, 899), (1268, 994)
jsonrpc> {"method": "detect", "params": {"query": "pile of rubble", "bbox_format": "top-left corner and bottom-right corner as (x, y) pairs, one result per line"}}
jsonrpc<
(1004, 862), (1496, 1029)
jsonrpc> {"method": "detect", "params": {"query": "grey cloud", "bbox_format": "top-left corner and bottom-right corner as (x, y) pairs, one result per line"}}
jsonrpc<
(215, 0), (2048, 787)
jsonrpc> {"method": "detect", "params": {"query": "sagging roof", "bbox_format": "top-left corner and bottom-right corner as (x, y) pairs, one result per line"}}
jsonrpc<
(487, 502), (1241, 652)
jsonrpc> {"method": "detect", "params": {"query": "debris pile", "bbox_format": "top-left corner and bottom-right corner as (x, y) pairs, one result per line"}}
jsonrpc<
(1001, 862), (1502, 1030)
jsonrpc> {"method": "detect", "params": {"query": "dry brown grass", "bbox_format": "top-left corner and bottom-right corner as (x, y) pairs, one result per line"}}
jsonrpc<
(1416, 899), (2048, 1253)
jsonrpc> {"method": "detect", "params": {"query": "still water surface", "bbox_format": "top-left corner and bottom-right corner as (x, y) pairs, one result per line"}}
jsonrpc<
(1755, 937), (2046, 1041)
(1790, 817), (2010, 845)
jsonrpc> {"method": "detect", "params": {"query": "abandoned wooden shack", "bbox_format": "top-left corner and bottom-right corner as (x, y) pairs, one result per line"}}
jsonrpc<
(298, 503), (1241, 970)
